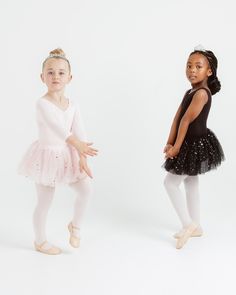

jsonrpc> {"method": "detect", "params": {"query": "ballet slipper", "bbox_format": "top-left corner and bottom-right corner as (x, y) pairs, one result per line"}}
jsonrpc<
(68, 222), (80, 248)
(34, 241), (61, 255)
(176, 223), (198, 249)
(173, 226), (203, 239)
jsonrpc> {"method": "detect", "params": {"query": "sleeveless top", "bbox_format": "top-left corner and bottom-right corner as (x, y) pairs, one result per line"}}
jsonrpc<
(176, 87), (212, 141)
(163, 87), (224, 175)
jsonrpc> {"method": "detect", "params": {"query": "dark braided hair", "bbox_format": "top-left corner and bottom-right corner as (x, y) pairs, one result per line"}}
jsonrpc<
(190, 50), (221, 95)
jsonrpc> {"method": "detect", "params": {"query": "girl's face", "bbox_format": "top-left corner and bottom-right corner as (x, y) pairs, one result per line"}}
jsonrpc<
(186, 53), (212, 87)
(41, 58), (72, 92)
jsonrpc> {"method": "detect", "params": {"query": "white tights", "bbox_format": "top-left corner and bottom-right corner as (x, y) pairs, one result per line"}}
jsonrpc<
(164, 173), (200, 228)
(33, 178), (92, 244)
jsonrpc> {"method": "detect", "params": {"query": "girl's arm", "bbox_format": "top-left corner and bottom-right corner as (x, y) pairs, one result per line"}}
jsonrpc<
(165, 90), (190, 148)
(71, 102), (87, 141)
(67, 102), (98, 157)
(166, 103), (182, 146)
(166, 89), (208, 158)
(164, 102), (183, 153)
(66, 136), (97, 157)
(71, 103), (95, 178)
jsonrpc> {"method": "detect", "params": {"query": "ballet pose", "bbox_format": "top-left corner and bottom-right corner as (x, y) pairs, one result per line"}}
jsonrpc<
(163, 45), (224, 249)
(19, 48), (98, 255)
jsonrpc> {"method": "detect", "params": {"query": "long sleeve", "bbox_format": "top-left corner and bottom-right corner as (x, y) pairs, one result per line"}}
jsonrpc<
(71, 103), (87, 142)
(36, 100), (72, 142)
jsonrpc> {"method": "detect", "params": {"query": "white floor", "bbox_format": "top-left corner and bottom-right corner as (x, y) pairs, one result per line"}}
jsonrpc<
(0, 203), (235, 295)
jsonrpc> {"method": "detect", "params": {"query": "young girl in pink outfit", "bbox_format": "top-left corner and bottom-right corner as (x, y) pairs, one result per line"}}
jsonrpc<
(19, 48), (98, 255)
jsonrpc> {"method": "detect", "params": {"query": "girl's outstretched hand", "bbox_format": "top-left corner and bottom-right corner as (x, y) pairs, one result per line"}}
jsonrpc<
(163, 144), (173, 153)
(165, 146), (180, 159)
(79, 156), (93, 178)
(77, 141), (98, 157)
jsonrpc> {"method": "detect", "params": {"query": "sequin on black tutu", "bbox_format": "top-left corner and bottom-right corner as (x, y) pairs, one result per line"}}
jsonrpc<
(163, 129), (225, 175)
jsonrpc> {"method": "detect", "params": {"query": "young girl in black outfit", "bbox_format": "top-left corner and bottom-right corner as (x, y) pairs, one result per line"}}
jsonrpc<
(163, 45), (224, 249)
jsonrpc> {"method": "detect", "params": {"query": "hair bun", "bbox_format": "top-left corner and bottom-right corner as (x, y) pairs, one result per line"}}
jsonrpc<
(49, 48), (66, 57)
(208, 76), (221, 95)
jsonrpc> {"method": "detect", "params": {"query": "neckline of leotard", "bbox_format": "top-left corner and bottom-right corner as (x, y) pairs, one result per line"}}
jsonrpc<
(188, 87), (211, 96)
(41, 97), (71, 112)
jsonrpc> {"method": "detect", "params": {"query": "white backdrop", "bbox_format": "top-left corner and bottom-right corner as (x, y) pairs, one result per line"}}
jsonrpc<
(0, 0), (235, 294)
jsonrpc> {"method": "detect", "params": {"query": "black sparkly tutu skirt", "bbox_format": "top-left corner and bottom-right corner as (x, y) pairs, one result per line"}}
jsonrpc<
(163, 129), (225, 176)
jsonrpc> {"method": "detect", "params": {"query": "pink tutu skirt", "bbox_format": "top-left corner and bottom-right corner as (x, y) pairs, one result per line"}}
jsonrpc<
(18, 141), (87, 187)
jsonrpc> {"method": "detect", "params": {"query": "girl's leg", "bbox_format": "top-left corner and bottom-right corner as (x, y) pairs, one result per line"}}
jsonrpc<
(164, 173), (200, 249)
(164, 173), (192, 227)
(33, 183), (55, 244)
(184, 175), (200, 224)
(173, 175), (203, 238)
(183, 175), (203, 236)
(68, 177), (92, 237)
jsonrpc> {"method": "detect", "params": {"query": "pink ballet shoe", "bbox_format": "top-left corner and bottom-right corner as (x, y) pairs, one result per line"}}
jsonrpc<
(173, 226), (203, 239)
(68, 222), (80, 248)
(34, 241), (62, 255)
(176, 223), (198, 249)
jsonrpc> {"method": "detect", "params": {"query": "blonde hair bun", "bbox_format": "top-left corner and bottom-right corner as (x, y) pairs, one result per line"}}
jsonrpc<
(49, 48), (66, 57)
